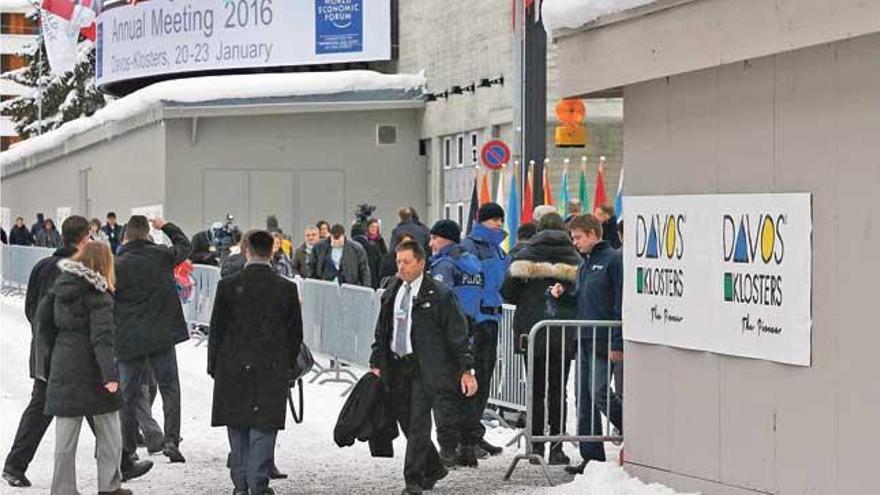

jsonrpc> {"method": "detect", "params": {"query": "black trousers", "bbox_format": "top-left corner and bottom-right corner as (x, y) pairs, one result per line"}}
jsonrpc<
(4, 380), (95, 475)
(524, 339), (575, 446)
(433, 393), (466, 452)
(119, 347), (181, 457)
(390, 357), (445, 489)
(462, 321), (498, 445)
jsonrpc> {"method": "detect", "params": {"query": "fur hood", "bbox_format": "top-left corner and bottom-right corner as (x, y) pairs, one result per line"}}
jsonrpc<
(57, 258), (109, 293)
(508, 259), (579, 282)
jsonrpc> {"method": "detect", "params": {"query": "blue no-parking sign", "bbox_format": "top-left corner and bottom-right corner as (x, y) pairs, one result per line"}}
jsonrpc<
(480, 140), (511, 170)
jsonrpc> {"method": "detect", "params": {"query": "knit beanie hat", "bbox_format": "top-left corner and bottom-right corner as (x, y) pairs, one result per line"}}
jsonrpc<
(430, 220), (461, 242)
(478, 202), (505, 223)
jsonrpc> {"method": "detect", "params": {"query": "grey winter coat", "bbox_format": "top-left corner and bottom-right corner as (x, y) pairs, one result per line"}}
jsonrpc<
(38, 259), (120, 417)
(35, 228), (63, 248)
(307, 239), (371, 287)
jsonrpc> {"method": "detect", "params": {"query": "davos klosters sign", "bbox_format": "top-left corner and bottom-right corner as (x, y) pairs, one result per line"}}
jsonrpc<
(95, 0), (391, 87)
(623, 193), (813, 366)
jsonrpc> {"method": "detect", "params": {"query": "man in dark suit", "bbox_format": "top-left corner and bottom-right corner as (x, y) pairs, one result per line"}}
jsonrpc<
(208, 230), (303, 495)
(115, 215), (192, 465)
(369, 240), (478, 495)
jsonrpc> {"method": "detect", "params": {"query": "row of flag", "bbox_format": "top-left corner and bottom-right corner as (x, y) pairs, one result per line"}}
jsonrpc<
(466, 158), (625, 247)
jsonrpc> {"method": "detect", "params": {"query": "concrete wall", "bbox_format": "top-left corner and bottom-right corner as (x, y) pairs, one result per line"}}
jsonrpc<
(0, 123), (166, 225)
(163, 108), (424, 238)
(623, 33), (880, 494)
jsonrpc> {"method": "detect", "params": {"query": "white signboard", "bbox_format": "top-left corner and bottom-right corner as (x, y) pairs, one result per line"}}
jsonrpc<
(96, 0), (391, 86)
(623, 193), (813, 366)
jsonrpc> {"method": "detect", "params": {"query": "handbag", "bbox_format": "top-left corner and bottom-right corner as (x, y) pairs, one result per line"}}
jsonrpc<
(287, 343), (314, 424)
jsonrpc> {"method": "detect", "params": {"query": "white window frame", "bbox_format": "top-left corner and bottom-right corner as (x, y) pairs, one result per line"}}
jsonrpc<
(457, 202), (465, 227)
(443, 137), (452, 170)
(445, 204), (452, 220)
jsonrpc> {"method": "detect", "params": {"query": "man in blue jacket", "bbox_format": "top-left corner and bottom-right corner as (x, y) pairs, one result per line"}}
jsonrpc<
(428, 219), (484, 466)
(460, 202), (508, 458)
(550, 213), (623, 474)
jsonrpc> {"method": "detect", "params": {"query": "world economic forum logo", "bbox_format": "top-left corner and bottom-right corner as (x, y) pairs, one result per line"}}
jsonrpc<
(634, 214), (685, 298)
(722, 214), (786, 305)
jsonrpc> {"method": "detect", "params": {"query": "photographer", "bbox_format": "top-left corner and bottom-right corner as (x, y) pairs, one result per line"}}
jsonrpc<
(190, 215), (241, 267)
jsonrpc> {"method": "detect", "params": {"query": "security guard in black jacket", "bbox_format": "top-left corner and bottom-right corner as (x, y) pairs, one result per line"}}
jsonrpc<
(369, 240), (478, 495)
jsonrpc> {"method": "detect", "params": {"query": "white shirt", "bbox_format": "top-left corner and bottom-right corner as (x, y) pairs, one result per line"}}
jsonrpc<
(391, 274), (423, 356)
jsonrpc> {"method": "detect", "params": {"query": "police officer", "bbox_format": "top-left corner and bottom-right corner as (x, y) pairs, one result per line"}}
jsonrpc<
(460, 203), (508, 457)
(428, 220), (484, 467)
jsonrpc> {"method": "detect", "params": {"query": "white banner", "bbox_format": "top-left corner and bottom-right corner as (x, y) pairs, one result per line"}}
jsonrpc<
(95, 0), (391, 86)
(42, 10), (79, 75)
(622, 193), (813, 366)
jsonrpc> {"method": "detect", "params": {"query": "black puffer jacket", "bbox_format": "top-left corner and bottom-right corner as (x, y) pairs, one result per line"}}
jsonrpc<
(501, 229), (581, 354)
(38, 259), (120, 417)
(114, 223), (192, 361)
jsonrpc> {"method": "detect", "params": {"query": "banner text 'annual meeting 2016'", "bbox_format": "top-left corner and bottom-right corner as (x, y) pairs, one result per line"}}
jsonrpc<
(110, 0), (277, 43)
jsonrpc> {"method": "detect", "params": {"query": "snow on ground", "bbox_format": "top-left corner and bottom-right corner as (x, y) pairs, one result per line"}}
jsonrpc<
(0, 70), (426, 167)
(542, 0), (657, 34)
(1, 294), (688, 494)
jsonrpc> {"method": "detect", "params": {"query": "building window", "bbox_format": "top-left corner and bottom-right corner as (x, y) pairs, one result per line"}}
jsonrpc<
(1, 13), (37, 35)
(457, 202), (465, 227)
(445, 204), (452, 220)
(470, 131), (480, 167)
(456, 134), (464, 168)
(443, 137), (451, 169)
(1, 135), (22, 152)
(0, 54), (26, 72)
(491, 125), (502, 139)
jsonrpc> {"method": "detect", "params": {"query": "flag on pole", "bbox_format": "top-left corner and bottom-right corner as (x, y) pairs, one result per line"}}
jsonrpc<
(594, 156), (608, 210)
(479, 169), (492, 206)
(543, 158), (554, 207)
(615, 167), (625, 222)
(578, 157), (589, 213)
(506, 163), (520, 246)
(522, 163), (534, 224)
(465, 171), (479, 234)
(496, 167), (509, 250)
(41, 0), (96, 75)
(559, 159), (571, 218)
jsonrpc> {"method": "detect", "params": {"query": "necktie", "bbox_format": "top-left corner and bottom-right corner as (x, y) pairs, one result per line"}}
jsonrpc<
(394, 283), (412, 355)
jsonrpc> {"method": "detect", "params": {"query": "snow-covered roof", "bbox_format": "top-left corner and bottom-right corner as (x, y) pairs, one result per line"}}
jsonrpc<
(0, 70), (426, 169)
(542, 0), (658, 34)
(0, 0), (36, 12)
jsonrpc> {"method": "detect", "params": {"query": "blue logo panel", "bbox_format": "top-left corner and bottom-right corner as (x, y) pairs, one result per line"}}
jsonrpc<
(316, 0), (363, 54)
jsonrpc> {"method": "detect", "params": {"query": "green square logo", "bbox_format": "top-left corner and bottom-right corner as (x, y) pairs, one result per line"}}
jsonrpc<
(724, 273), (733, 301)
(636, 267), (644, 294)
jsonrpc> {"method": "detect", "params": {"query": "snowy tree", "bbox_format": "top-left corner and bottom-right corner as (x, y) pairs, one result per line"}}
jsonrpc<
(1, 9), (107, 139)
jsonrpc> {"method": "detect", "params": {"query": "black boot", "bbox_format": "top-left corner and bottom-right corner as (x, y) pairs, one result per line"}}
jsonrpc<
(478, 439), (502, 456)
(565, 459), (589, 475)
(422, 465), (449, 491)
(457, 445), (478, 468)
(529, 443), (545, 465)
(269, 463), (288, 480)
(163, 442), (186, 463)
(2, 467), (31, 488)
(439, 447), (458, 468)
(548, 444), (571, 465)
(121, 456), (153, 481)
(99, 489), (133, 495)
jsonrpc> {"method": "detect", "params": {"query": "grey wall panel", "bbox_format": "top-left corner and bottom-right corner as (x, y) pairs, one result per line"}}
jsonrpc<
(203, 170), (248, 229)
(622, 31), (880, 495)
(297, 170), (344, 236)
(1, 124), (165, 226)
(248, 171), (294, 235)
(164, 109), (423, 238)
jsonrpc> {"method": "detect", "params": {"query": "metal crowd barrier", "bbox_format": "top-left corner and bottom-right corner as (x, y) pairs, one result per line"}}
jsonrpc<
(504, 320), (624, 486)
(1, 245), (55, 295)
(184, 265), (222, 346)
(487, 305), (528, 428)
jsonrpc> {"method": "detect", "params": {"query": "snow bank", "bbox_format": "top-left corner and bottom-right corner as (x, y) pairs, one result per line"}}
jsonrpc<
(541, 462), (698, 495)
(0, 70), (426, 167)
(542, 0), (657, 34)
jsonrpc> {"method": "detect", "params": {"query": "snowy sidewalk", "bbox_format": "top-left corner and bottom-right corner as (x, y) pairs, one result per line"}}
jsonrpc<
(1, 295), (687, 494)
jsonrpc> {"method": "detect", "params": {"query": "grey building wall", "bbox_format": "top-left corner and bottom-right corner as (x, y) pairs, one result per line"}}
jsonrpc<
(163, 108), (424, 237)
(622, 33), (880, 495)
(395, 0), (623, 223)
(0, 123), (166, 225)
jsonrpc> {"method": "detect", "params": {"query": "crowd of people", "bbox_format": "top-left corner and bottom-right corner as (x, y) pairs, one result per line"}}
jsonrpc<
(0, 199), (624, 495)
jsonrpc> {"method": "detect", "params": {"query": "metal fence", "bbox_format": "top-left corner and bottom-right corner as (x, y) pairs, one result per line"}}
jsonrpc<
(1, 245), (54, 296)
(504, 320), (624, 485)
(1, 246), (532, 426)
